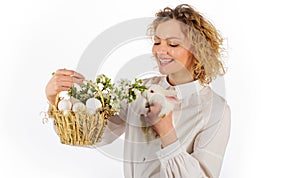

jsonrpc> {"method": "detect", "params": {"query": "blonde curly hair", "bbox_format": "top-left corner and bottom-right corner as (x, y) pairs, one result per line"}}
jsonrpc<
(148, 4), (225, 85)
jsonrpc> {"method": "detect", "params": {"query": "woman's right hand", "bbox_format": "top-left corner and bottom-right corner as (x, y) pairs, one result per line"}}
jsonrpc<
(45, 69), (85, 106)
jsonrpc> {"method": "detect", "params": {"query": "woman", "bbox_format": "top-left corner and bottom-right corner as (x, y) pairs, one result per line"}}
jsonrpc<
(46, 4), (231, 178)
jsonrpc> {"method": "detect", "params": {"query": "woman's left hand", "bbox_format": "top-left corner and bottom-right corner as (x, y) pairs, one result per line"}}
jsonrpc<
(145, 103), (178, 147)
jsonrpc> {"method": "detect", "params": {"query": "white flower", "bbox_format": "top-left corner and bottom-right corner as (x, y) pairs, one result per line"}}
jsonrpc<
(70, 97), (81, 104)
(67, 74), (146, 114)
(97, 83), (104, 90)
(73, 83), (82, 91)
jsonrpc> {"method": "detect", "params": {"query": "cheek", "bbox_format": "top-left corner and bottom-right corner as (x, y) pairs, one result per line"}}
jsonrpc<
(152, 45), (155, 53)
(152, 46), (158, 58)
(173, 50), (192, 63)
(170, 47), (187, 56)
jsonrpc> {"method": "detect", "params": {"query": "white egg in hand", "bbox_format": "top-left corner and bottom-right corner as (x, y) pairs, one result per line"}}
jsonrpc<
(72, 102), (86, 112)
(86, 98), (102, 115)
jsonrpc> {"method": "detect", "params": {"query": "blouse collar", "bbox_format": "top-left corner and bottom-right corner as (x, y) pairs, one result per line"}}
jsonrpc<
(160, 75), (203, 100)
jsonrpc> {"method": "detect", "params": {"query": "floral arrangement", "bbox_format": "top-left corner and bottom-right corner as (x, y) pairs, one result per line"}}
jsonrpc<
(57, 74), (147, 115)
(48, 74), (147, 146)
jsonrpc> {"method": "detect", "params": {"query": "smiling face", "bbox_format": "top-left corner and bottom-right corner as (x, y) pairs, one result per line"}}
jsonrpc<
(152, 20), (194, 78)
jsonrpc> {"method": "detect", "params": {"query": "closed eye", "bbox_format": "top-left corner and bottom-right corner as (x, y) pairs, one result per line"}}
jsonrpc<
(153, 43), (179, 47)
(169, 44), (179, 47)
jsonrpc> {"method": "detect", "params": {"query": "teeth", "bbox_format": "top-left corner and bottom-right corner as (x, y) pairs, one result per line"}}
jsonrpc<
(160, 59), (173, 63)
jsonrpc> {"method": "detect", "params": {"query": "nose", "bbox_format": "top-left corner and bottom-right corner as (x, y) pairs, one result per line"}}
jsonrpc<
(154, 41), (167, 55)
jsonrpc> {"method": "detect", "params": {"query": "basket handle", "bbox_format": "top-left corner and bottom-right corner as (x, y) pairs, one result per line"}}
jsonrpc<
(54, 79), (105, 109)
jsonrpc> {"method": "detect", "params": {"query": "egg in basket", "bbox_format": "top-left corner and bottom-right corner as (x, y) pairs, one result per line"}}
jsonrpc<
(47, 74), (147, 146)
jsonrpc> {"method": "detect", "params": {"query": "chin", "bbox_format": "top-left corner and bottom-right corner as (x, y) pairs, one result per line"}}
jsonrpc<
(158, 68), (170, 75)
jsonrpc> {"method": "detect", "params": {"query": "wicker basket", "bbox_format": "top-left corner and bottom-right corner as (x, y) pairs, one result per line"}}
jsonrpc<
(48, 80), (115, 146)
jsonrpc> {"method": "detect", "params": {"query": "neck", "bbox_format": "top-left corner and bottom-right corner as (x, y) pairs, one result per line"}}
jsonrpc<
(167, 71), (194, 86)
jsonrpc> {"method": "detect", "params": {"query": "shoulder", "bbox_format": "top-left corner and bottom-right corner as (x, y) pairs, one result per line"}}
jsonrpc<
(201, 87), (230, 127)
(212, 90), (230, 115)
(211, 89), (230, 119)
(201, 86), (229, 109)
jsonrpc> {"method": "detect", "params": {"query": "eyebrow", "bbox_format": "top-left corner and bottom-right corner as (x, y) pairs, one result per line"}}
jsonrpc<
(154, 35), (182, 40)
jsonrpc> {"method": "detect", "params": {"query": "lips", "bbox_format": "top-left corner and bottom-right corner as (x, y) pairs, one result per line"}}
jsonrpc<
(158, 58), (174, 66)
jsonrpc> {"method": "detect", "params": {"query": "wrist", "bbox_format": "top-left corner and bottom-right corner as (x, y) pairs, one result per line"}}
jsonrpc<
(160, 129), (178, 148)
(47, 97), (56, 106)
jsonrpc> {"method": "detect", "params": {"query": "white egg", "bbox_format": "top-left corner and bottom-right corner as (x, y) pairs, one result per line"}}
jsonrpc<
(86, 108), (96, 115)
(58, 99), (72, 111)
(86, 98), (102, 115)
(63, 110), (69, 115)
(72, 102), (86, 112)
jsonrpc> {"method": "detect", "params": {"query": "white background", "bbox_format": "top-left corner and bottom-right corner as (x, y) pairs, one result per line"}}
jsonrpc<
(1, 0), (299, 177)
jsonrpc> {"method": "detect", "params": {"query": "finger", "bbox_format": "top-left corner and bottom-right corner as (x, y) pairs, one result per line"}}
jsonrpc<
(60, 81), (74, 88)
(72, 77), (84, 85)
(146, 104), (162, 119)
(54, 75), (82, 84)
(149, 103), (162, 114)
(54, 75), (73, 83)
(71, 71), (85, 79)
(55, 69), (85, 79)
(59, 86), (72, 91)
(55, 69), (74, 75)
(53, 85), (72, 93)
(145, 114), (161, 125)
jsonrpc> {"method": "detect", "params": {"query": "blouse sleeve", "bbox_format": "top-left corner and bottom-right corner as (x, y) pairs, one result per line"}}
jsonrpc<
(156, 104), (231, 178)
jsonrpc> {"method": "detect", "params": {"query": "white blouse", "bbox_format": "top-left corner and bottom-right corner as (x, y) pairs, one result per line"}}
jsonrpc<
(93, 76), (231, 178)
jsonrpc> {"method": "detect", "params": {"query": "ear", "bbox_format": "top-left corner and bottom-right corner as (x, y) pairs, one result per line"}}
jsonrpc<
(165, 95), (180, 103)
